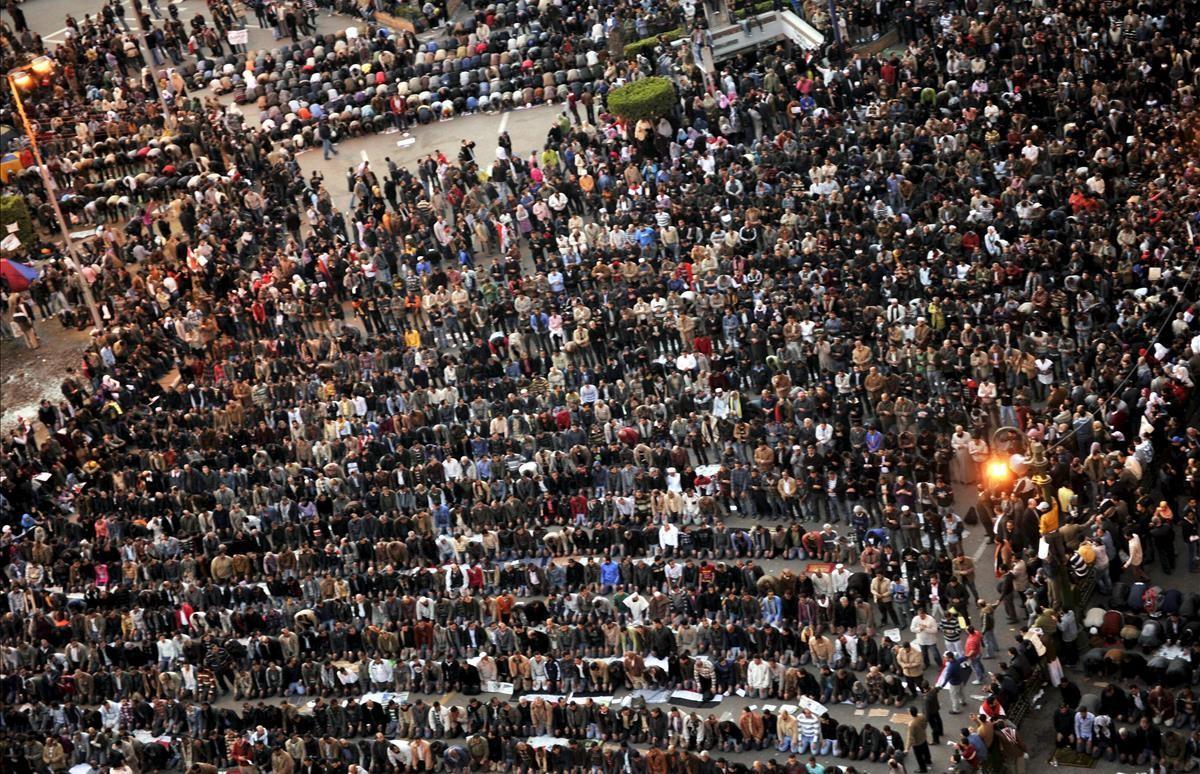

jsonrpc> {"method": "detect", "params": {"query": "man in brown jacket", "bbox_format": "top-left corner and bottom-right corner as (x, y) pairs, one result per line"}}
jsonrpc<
(209, 547), (234, 582)
(624, 651), (646, 689)
(738, 707), (765, 750)
(906, 706), (932, 773)
(896, 641), (925, 682)
(270, 747), (295, 774)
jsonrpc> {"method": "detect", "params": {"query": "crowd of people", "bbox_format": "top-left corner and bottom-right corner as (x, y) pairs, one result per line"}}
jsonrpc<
(3, 0), (1200, 771)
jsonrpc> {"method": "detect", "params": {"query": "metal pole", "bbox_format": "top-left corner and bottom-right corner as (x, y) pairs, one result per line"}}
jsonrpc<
(827, 0), (842, 47)
(8, 73), (105, 330)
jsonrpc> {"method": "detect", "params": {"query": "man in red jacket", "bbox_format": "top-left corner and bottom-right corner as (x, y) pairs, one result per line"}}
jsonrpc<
(964, 625), (986, 684)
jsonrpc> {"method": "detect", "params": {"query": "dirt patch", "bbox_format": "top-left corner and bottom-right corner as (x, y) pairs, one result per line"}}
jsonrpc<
(0, 318), (92, 434)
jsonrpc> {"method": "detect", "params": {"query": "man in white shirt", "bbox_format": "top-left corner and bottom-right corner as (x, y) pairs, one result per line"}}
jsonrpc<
(747, 657), (771, 698)
(369, 657), (394, 690)
(910, 609), (942, 667)
(624, 593), (649, 624)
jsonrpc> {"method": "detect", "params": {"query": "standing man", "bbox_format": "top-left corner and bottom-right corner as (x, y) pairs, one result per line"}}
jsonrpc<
(977, 599), (1000, 658)
(923, 684), (945, 745)
(906, 706), (933, 773)
(997, 570), (1020, 624)
(935, 651), (969, 714)
(910, 608), (941, 667)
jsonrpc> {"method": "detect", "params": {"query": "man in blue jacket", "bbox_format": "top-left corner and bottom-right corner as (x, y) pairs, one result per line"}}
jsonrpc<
(935, 651), (970, 714)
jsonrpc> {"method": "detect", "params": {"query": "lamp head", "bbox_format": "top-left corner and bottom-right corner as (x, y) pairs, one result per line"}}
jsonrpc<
(985, 459), (1010, 486)
(29, 57), (55, 78)
(8, 69), (34, 91)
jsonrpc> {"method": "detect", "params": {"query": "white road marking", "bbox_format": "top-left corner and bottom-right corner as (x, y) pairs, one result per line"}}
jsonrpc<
(972, 536), (989, 562)
(497, 110), (510, 135)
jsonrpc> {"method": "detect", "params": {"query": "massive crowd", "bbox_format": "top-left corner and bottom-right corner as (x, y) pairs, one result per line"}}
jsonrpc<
(3, 0), (1200, 772)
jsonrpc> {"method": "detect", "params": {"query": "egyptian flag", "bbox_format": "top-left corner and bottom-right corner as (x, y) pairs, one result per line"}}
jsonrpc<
(0, 257), (38, 291)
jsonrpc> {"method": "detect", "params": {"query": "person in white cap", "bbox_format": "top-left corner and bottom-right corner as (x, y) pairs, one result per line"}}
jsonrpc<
(831, 563), (851, 594)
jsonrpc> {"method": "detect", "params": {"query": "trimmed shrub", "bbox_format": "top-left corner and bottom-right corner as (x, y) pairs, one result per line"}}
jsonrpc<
(0, 194), (36, 251)
(623, 29), (683, 59)
(606, 77), (677, 122)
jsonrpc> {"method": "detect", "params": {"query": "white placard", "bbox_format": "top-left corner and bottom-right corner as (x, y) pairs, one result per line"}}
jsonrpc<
(227, 28), (249, 44)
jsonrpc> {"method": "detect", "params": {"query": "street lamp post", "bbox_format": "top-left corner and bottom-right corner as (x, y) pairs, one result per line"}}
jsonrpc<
(986, 428), (1073, 611)
(7, 57), (104, 330)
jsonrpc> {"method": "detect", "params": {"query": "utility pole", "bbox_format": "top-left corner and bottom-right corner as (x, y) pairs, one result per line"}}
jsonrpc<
(7, 60), (105, 329)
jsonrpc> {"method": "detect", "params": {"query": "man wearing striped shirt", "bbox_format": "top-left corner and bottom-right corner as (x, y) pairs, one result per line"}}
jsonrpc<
(941, 608), (965, 659)
(796, 708), (822, 756)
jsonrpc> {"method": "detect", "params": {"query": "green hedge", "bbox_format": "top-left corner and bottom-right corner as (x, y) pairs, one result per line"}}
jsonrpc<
(0, 194), (35, 252)
(733, 0), (777, 18)
(606, 76), (677, 122)
(623, 28), (683, 59)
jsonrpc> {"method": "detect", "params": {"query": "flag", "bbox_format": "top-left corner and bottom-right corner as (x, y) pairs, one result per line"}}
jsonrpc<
(0, 257), (39, 291)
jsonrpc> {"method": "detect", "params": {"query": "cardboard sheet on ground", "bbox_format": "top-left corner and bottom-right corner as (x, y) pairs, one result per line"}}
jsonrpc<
(644, 656), (669, 670)
(527, 736), (571, 749)
(1154, 644), (1191, 661)
(868, 708), (891, 717)
(359, 692), (407, 705)
(133, 731), (172, 745)
(522, 693), (567, 704)
(482, 680), (514, 696)
(798, 696), (828, 716)
(669, 689), (723, 708)
(630, 688), (673, 704)
(568, 694), (613, 706)
(70, 765), (95, 774)
(883, 628), (902, 643)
